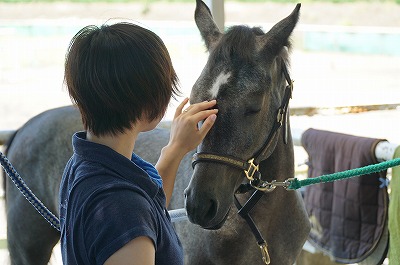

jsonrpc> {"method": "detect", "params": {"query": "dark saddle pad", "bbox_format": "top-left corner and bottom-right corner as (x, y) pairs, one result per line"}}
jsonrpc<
(301, 128), (389, 264)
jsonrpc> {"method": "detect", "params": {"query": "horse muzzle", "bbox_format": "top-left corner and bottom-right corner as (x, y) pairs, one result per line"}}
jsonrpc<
(184, 184), (231, 229)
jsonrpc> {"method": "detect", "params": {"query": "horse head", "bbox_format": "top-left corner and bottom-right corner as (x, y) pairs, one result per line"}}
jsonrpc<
(185, 0), (301, 229)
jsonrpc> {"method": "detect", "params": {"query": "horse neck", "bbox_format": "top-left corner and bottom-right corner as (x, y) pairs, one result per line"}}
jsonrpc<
(259, 122), (294, 182)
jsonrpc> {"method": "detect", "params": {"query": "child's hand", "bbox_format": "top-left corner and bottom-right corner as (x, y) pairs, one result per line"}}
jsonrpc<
(168, 98), (218, 157)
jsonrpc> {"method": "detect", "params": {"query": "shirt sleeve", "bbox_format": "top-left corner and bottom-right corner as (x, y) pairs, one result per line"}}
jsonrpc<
(83, 187), (158, 265)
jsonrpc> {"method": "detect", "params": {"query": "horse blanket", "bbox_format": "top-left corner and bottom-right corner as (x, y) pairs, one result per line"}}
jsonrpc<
(302, 128), (389, 264)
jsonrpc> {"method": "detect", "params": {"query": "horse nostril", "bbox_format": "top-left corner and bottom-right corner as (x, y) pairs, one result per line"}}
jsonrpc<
(205, 199), (217, 221)
(184, 187), (219, 226)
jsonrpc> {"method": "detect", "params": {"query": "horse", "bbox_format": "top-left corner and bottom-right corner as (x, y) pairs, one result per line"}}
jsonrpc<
(2, 1), (310, 264)
(182, 1), (310, 264)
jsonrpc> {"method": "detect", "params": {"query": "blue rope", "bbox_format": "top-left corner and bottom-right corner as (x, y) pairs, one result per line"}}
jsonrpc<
(0, 151), (61, 231)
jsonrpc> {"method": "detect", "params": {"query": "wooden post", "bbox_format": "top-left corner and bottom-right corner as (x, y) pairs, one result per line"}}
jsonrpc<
(205, 0), (225, 32)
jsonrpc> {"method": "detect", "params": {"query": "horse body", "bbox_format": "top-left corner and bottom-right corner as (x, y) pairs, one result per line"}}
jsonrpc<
(3, 1), (310, 264)
(5, 106), (80, 264)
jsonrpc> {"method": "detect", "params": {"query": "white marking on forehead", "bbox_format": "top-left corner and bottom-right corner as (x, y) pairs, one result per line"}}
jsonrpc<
(209, 71), (231, 98)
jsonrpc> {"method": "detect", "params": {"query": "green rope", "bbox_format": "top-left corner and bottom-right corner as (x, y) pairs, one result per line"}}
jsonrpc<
(287, 157), (400, 190)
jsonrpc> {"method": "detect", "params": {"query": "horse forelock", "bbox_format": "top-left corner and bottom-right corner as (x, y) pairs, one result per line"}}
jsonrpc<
(209, 26), (262, 67)
(207, 25), (291, 85)
(192, 27), (265, 100)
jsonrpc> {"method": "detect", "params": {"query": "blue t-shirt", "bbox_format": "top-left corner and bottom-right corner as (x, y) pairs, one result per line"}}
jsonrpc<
(59, 132), (183, 265)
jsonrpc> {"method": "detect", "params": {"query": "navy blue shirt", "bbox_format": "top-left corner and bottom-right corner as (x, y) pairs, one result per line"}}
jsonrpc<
(59, 132), (183, 265)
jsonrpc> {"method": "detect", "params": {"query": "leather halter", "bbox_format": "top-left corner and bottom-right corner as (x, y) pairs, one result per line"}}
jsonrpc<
(191, 62), (293, 191)
(190, 62), (293, 265)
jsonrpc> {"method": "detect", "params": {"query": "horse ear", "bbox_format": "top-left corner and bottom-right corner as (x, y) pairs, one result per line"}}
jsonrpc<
(195, 0), (223, 51)
(257, 3), (301, 56)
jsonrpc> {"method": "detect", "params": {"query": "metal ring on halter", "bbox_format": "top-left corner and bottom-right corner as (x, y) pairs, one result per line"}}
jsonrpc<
(250, 180), (276, 192)
(249, 178), (295, 192)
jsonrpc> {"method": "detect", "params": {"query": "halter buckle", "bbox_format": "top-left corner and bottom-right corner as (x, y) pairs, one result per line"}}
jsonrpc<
(244, 158), (259, 181)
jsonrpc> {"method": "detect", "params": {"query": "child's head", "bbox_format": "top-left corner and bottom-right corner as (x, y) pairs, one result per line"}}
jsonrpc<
(64, 22), (179, 136)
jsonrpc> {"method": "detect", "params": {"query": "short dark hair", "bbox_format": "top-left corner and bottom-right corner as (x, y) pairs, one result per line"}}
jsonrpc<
(64, 22), (179, 136)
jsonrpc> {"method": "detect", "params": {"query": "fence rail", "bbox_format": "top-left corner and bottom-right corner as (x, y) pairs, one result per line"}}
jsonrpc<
(2, 128), (398, 161)
(0, 130), (13, 146)
(1, 103), (399, 146)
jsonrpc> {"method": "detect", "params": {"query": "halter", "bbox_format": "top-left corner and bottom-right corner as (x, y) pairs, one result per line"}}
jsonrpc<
(191, 62), (294, 264)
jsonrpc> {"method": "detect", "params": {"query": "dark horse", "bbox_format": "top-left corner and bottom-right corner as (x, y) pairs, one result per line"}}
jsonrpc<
(3, 1), (310, 264)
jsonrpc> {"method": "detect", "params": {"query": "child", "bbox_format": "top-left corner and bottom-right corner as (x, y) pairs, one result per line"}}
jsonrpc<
(59, 22), (218, 265)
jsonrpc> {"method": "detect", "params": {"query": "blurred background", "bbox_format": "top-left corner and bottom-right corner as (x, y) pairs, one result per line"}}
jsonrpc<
(1, 0), (399, 136)
(0, 0), (399, 264)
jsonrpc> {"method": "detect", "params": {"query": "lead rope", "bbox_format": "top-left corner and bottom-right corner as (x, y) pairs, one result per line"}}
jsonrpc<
(0, 151), (61, 231)
(244, 157), (400, 192)
(287, 157), (400, 190)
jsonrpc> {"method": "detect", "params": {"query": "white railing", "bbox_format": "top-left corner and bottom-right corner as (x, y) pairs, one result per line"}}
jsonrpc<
(0, 130), (14, 146)
(2, 127), (398, 159)
(2, 103), (398, 146)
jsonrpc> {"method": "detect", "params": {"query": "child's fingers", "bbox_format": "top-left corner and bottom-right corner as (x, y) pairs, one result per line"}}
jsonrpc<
(174, 98), (189, 119)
